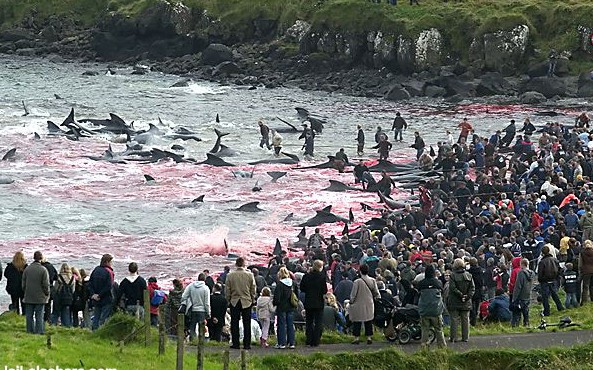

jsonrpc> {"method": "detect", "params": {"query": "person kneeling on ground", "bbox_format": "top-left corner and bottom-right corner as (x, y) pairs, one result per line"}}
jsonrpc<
(487, 288), (511, 322)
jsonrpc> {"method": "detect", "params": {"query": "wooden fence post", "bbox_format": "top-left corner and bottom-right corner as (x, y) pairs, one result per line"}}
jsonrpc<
(196, 321), (204, 370)
(144, 289), (150, 346)
(176, 313), (185, 370)
(222, 350), (230, 370)
(241, 349), (247, 370)
(158, 305), (165, 355)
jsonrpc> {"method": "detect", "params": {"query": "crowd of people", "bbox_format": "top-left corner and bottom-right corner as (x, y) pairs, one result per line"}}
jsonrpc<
(3, 110), (593, 351)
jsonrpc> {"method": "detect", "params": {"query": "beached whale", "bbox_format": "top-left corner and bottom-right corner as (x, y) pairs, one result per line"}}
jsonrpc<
(322, 180), (362, 192)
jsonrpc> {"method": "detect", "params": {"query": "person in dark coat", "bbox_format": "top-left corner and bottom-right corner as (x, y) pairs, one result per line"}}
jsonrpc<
(88, 254), (115, 331)
(4, 251), (27, 314)
(467, 258), (484, 326)
(447, 258), (475, 342)
(334, 273), (353, 307)
(299, 260), (328, 347)
(208, 283), (228, 342)
(41, 257), (58, 323)
(356, 125), (365, 156)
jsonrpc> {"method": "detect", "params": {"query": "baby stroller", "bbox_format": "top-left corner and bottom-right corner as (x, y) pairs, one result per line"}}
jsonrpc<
(378, 300), (435, 345)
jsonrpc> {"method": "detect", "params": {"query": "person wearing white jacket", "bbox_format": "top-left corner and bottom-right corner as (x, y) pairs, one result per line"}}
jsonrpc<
(256, 287), (275, 347)
(181, 273), (211, 341)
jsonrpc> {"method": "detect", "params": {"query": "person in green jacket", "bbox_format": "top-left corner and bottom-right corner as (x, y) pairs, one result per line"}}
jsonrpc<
(447, 258), (475, 343)
(417, 264), (446, 349)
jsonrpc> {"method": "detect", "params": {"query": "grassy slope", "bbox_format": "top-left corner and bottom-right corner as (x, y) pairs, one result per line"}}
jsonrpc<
(2, 301), (593, 370)
(0, 0), (592, 59)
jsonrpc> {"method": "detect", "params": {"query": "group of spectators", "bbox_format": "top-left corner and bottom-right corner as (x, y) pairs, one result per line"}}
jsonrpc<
(5, 110), (593, 351)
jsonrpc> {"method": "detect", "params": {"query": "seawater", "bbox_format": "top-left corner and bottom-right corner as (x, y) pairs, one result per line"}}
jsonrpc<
(0, 55), (587, 307)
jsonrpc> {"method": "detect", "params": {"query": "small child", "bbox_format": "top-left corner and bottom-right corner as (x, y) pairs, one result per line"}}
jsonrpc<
(562, 263), (579, 309)
(256, 287), (274, 347)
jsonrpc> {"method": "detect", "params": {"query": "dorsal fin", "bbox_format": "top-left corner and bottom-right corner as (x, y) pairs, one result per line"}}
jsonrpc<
(320, 205), (332, 213)
(216, 114), (220, 123)
(144, 174), (155, 182)
(60, 108), (75, 127)
(273, 239), (282, 256)
(192, 195), (205, 203)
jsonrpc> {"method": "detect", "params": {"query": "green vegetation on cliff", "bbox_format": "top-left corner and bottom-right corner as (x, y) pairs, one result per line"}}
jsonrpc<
(0, 0), (592, 64)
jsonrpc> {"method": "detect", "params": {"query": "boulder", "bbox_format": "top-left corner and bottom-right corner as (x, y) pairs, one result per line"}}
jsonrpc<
(577, 71), (593, 97)
(285, 20), (312, 43)
(476, 72), (508, 96)
(136, 0), (194, 37)
(520, 77), (567, 98)
(434, 75), (475, 97)
(212, 61), (242, 76)
(253, 18), (277, 40)
(401, 79), (424, 97)
(415, 28), (442, 70)
(424, 85), (446, 98)
(397, 36), (415, 75)
(0, 28), (34, 42)
(519, 91), (547, 104)
(527, 61), (549, 78)
(170, 78), (191, 87)
(385, 86), (411, 101)
(477, 25), (530, 75)
(201, 43), (233, 66)
(370, 32), (397, 71)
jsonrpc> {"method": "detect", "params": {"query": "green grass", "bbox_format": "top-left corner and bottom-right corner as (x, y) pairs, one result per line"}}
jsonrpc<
(0, 0), (592, 71)
(2, 307), (593, 370)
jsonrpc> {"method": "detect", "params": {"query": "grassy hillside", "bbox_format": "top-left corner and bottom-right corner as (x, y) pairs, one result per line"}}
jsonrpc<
(0, 0), (591, 47)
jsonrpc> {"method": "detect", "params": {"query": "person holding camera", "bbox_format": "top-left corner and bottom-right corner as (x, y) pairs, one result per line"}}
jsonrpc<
(447, 258), (475, 343)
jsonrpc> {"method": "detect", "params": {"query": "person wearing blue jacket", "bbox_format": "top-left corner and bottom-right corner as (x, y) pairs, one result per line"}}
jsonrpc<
(88, 254), (115, 331)
(488, 288), (511, 322)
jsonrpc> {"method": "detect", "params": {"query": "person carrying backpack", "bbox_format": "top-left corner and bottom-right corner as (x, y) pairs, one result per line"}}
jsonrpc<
(52, 263), (75, 327)
(148, 276), (167, 326)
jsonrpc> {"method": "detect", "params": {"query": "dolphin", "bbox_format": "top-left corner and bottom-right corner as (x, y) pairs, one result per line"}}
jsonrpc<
(283, 213), (295, 222)
(33, 132), (40, 140)
(177, 195), (205, 209)
(0, 176), (14, 184)
(209, 128), (230, 154)
(368, 160), (417, 173)
(170, 78), (191, 88)
(60, 108), (75, 127)
(273, 117), (299, 133)
(47, 121), (66, 135)
(377, 192), (419, 210)
(198, 153), (235, 167)
(216, 144), (237, 157)
(54, 94), (63, 100)
(295, 107), (325, 133)
(22, 101), (29, 116)
(273, 238), (283, 256)
(267, 171), (286, 182)
(231, 168), (255, 178)
(299, 207), (349, 227)
(2, 148), (16, 161)
(295, 107), (310, 119)
(296, 156), (341, 170)
(235, 201), (264, 212)
(171, 144), (185, 151)
(133, 123), (161, 145)
(322, 180), (362, 192)
(283, 152), (300, 162)
(144, 174), (156, 185)
(248, 158), (299, 165)
(85, 145), (126, 164)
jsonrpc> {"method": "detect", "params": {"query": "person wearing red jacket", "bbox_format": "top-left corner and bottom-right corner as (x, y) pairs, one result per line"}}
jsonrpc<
(507, 257), (522, 294)
(147, 277), (167, 326)
(531, 212), (543, 232)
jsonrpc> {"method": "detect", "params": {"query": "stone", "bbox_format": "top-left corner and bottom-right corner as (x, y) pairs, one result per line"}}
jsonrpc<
(577, 71), (593, 97)
(212, 61), (242, 76)
(519, 91), (547, 104)
(201, 43), (233, 66)
(397, 35), (415, 75)
(415, 28), (442, 70)
(424, 85), (446, 98)
(476, 72), (508, 96)
(385, 86), (411, 101)
(520, 76), (567, 98)
(479, 25), (530, 76)
(285, 20), (312, 43)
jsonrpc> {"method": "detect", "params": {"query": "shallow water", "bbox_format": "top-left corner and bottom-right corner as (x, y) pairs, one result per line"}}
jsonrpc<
(0, 55), (589, 305)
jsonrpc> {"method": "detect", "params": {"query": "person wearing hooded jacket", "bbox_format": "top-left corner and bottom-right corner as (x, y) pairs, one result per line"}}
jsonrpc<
(181, 273), (211, 341)
(447, 258), (475, 342)
(273, 266), (298, 349)
(580, 208), (593, 243)
(511, 258), (535, 326)
(147, 276), (167, 327)
(116, 262), (147, 319)
(417, 264), (446, 349)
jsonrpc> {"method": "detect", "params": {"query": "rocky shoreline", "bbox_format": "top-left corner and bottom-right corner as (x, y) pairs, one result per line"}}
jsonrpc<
(1, 1), (593, 104)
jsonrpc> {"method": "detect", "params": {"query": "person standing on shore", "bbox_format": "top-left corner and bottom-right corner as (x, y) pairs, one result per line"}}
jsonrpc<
(4, 251), (27, 314)
(300, 260), (328, 347)
(373, 136), (393, 161)
(356, 125), (365, 156)
(299, 122), (315, 157)
(88, 253), (115, 331)
(392, 112), (408, 142)
(258, 120), (272, 150)
(411, 131), (426, 160)
(22, 251), (50, 334)
(271, 129), (283, 157)
(375, 126), (387, 143)
(457, 118), (473, 144)
(225, 257), (256, 350)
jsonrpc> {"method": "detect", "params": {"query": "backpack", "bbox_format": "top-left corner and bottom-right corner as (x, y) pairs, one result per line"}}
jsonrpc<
(58, 275), (74, 306)
(71, 283), (86, 311)
(151, 289), (166, 306)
